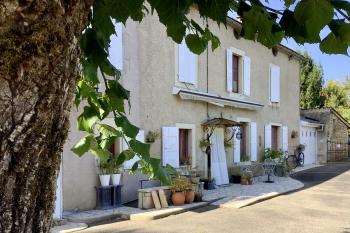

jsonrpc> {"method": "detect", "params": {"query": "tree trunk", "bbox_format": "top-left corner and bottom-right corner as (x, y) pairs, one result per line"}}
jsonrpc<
(0, 1), (91, 232)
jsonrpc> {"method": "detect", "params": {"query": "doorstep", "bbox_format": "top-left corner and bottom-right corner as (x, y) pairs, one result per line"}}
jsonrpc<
(63, 202), (208, 225)
(292, 164), (324, 174)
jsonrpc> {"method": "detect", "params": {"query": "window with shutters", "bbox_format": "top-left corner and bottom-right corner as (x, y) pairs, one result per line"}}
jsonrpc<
(269, 64), (280, 103)
(178, 40), (197, 85)
(227, 48), (250, 96)
(179, 129), (191, 166)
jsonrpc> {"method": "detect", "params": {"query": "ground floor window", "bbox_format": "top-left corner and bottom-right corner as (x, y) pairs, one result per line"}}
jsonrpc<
(271, 125), (279, 150)
(179, 129), (190, 165)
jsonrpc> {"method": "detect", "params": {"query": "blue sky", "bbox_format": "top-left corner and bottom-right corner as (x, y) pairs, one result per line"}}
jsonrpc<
(230, 1), (350, 83)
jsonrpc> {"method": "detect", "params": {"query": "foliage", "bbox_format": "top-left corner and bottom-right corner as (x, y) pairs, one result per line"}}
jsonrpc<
(300, 52), (325, 109)
(97, 159), (112, 175)
(199, 138), (210, 149)
(170, 176), (192, 192)
(263, 148), (283, 161)
(240, 154), (250, 162)
(145, 130), (160, 143)
(230, 166), (242, 176)
(224, 140), (233, 149)
(73, 0), (350, 185)
(241, 170), (253, 179)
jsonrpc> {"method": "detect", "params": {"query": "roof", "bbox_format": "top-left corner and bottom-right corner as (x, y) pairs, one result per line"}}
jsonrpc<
(300, 116), (322, 124)
(226, 16), (306, 62)
(302, 108), (350, 128)
(201, 118), (242, 127)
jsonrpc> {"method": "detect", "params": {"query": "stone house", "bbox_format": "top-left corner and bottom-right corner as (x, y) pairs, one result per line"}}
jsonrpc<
(54, 9), (305, 218)
(301, 108), (350, 164)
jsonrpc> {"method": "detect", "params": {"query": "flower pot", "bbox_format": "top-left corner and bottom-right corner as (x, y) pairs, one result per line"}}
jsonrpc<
(99, 174), (111, 187)
(248, 179), (253, 185)
(172, 192), (185, 206)
(185, 191), (195, 204)
(111, 174), (121, 185)
(240, 178), (249, 185)
(274, 165), (284, 177)
(231, 175), (241, 184)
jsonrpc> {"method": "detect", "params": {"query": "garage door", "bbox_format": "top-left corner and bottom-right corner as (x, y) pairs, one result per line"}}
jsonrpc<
(300, 126), (317, 165)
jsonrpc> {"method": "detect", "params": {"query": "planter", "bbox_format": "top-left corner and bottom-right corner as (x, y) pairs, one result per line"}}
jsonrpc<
(231, 175), (241, 184)
(201, 179), (215, 190)
(111, 174), (121, 185)
(99, 174), (111, 187)
(172, 191), (185, 206)
(241, 178), (253, 185)
(274, 165), (284, 177)
(185, 191), (195, 204)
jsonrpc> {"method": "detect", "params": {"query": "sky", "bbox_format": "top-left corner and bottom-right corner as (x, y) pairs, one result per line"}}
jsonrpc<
(231, 1), (350, 83)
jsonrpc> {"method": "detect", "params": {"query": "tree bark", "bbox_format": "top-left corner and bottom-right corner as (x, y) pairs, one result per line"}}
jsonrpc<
(0, 1), (91, 232)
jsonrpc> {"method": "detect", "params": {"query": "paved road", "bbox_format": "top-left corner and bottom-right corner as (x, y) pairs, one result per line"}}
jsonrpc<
(82, 162), (350, 233)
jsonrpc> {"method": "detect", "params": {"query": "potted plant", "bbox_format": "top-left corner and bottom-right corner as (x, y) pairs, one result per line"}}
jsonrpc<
(224, 140), (232, 150)
(263, 148), (283, 162)
(170, 176), (189, 206)
(185, 183), (195, 204)
(145, 130), (160, 143)
(97, 159), (111, 187)
(230, 166), (242, 184)
(240, 154), (250, 165)
(199, 138), (210, 152)
(110, 158), (123, 186)
(241, 170), (253, 185)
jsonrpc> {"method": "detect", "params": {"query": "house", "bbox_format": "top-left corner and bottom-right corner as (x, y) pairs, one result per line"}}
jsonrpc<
(54, 9), (305, 218)
(301, 108), (350, 164)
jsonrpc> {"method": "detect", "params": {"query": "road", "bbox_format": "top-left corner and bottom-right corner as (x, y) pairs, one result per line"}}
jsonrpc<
(82, 162), (350, 233)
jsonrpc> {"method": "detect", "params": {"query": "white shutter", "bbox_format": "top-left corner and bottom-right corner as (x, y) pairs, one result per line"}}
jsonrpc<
(233, 129), (241, 163)
(264, 124), (272, 149)
(270, 64), (280, 103)
(123, 130), (144, 169)
(282, 126), (288, 153)
(250, 122), (257, 161)
(178, 41), (196, 84)
(226, 48), (233, 92)
(110, 23), (123, 70)
(243, 56), (251, 96)
(162, 127), (179, 167)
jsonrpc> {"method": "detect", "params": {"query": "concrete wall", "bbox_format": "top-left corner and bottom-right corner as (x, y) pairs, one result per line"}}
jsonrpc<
(61, 10), (302, 211)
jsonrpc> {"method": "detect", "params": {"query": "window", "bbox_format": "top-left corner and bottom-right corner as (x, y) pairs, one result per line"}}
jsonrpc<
(226, 48), (251, 96)
(271, 126), (279, 150)
(232, 55), (239, 93)
(179, 129), (190, 165)
(269, 64), (280, 103)
(178, 41), (197, 84)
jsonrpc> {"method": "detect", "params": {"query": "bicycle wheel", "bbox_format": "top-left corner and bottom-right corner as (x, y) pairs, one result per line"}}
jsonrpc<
(286, 155), (297, 169)
(299, 152), (305, 166)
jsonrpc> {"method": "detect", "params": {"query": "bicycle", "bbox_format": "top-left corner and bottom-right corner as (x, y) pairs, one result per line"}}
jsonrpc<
(286, 151), (304, 169)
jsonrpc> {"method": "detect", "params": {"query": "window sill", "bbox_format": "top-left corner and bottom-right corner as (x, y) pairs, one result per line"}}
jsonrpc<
(269, 102), (280, 108)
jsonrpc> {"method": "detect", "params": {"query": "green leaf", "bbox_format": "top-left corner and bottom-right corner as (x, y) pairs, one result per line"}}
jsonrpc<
(109, 0), (145, 23)
(77, 106), (100, 133)
(185, 34), (207, 54)
(93, 0), (115, 48)
(81, 59), (99, 85)
(90, 147), (111, 161)
(71, 135), (95, 156)
(294, 0), (333, 42)
(329, 19), (350, 44)
(115, 116), (139, 138)
(129, 139), (151, 156)
(194, 0), (230, 25)
(96, 123), (122, 139)
(131, 161), (139, 172)
(285, 0), (297, 7)
(280, 10), (308, 44)
(320, 32), (349, 55)
(99, 136), (117, 150)
(331, 0), (350, 16)
(116, 149), (136, 165)
(106, 89), (125, 112)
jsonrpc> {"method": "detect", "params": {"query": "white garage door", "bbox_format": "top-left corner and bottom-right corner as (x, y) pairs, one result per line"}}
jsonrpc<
(300, 126), (317, 165)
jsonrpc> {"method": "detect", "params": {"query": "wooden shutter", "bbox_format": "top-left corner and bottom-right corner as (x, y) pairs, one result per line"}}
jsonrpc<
(243, 56), (251, 96)
(178, 41), (196, 84)
(270, 64), (280, 103)
(264, 124), (272, 149)
(162, 127), (180, 167)
(282, 126), (288, 153)
(123, 130), (144, 169)
(110, 23), (123, 70)
(233, 129), (241, 163)
(250, 122), (257, 161)
(226, 48), (233, 92)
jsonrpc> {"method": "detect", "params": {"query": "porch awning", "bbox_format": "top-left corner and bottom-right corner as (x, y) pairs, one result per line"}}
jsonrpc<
(172, 87), (264, 110)
(201, 118), (242, 127)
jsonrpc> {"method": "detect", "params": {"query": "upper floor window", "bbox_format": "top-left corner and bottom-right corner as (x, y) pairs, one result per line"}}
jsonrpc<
(269, 64), (280, 103)
(227, 48), (251, 96)
(178, 40), (197, 84)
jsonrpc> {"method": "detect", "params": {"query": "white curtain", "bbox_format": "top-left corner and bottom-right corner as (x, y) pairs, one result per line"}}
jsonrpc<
(210, 128), (229, 186)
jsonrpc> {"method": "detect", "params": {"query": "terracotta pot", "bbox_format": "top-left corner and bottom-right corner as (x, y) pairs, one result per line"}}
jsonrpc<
(248, 179), (253, 185)
(240, 178), (249, 185)
(172, 192), (185, 206)
(185, 191), (195, 204)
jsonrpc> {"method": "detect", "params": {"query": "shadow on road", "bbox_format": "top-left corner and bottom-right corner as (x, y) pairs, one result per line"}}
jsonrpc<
(288, 161), (350, 193)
